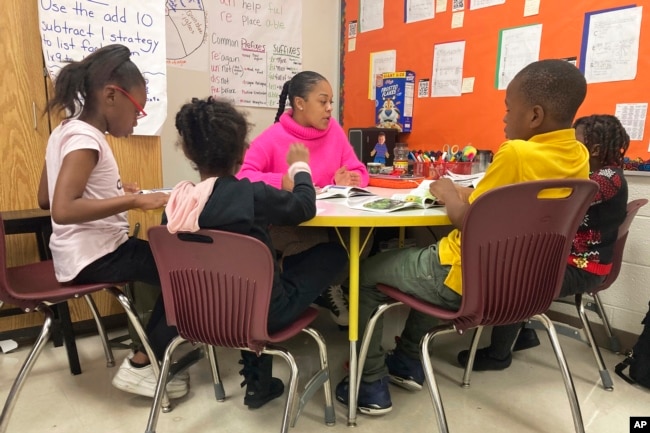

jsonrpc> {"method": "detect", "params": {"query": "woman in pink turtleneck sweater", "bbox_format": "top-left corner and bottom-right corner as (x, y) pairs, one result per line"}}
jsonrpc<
(237, 71), (369, 328)
(237, 71), (369, 190)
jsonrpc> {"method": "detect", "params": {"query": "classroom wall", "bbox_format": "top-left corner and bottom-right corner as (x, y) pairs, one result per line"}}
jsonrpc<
(340, 1), (650, 337)
(341, 1), (650, 160)
(160, 1), (342, 187)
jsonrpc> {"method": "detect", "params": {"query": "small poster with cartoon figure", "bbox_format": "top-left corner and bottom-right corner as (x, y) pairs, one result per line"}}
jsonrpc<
(375, 71), (415, 132)
(370, 131), (390, 164)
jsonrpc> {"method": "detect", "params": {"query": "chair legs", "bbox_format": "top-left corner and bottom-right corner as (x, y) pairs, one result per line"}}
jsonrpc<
(145, 335), (188, 433)
(420, 325), (457, 433)
(533, 314), (585, 433)
(205, 345), (225, 401)
(0, 305), (55, 433)
(590, 293), (620, 353)
(574, 294), (614, 390)
(106, 286), (172, 412)
(292, 327), (335, 427)
(83, 294), (115, 368)
(460, 326), (484, 388)
(145, 331), (332, 433)
(356, 301), (404, 399)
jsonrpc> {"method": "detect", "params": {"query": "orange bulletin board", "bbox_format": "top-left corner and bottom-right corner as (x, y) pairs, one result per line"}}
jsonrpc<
(340, 1), (650, 159)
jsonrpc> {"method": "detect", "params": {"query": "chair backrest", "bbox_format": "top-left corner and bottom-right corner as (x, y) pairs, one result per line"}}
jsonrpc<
(147, 226), (275, 353)
(592, 198), (648, 293)
(455, 179), (599, 332)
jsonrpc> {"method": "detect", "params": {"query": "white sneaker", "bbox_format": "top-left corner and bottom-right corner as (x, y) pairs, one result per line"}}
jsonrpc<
(315, 285), (349, 327)
(111, 356), (189, 399)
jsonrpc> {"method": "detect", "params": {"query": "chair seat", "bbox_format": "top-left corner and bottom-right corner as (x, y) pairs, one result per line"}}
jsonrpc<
(266, 308), (319, 343)
(6, 260), (123, 308)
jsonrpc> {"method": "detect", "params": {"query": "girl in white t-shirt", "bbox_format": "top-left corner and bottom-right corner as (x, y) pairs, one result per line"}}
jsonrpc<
(38, 44), (186, 399)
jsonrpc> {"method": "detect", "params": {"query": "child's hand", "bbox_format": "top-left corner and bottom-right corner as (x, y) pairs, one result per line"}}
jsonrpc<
(134, 192), (169, 210)
(286, 143), (309, 165)
(123, 182), (140, 194)
(428, 178), (456, 205)
(334, 166), (361, 186)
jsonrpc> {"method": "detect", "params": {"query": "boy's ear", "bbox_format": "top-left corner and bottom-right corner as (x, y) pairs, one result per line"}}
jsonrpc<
(530, 104), (544, 128)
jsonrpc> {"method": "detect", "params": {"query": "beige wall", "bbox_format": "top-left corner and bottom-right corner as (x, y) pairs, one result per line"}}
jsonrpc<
(160, 1), (342, 187)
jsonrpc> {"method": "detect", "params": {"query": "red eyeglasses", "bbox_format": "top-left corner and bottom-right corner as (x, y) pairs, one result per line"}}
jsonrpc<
(110, 85), (147, 119)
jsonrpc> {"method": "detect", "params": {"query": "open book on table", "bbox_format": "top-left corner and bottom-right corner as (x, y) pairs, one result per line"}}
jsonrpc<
(138, 187), (173, 194)
(346, 183), (441, 213)
(316, 185), (375, 199)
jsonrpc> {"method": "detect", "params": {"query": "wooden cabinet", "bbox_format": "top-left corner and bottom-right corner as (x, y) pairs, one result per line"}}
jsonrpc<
(0, 1), (164, 335)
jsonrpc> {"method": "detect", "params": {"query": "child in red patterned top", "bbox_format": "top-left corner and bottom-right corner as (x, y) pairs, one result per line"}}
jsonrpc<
(458, 114), (630, 371)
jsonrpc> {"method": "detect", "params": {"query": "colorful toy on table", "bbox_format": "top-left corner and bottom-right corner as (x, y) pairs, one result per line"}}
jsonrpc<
(462, 144), (477, 162)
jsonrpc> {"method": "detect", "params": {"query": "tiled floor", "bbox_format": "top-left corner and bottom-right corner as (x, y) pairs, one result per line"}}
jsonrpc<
(1, 308), (648, 433)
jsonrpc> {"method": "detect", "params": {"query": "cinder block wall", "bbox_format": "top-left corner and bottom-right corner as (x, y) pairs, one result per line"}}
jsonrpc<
(549, 173), (650, 336)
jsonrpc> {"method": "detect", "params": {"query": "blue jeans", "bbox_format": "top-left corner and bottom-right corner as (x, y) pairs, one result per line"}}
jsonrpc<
(358, 241), (461, 382)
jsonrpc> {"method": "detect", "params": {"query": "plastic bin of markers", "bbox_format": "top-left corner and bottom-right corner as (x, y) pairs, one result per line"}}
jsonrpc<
(430, 161), (473, 178)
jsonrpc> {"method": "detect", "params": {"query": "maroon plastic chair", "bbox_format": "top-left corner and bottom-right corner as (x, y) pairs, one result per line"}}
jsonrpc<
(0, 213), (164, 433)
(356, 179), (598, 433)
(548, 198), (648, 391)
(145, 227), (335, 433)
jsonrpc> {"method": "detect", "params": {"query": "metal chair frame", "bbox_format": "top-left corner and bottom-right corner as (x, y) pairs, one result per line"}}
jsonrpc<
(356, 179), (599, 433)
(145, 227), (336, 433)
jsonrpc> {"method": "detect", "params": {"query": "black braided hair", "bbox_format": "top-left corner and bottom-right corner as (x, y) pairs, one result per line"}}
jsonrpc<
(514, 59), (587, 125)
(573, 114), (630, 167)
(273, 71), (327, 123)
(47, 44), (144, 119)
(175, 96), (250, 176)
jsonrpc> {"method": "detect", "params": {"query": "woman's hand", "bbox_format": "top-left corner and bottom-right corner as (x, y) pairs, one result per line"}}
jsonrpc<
(334, 166), (361, 186)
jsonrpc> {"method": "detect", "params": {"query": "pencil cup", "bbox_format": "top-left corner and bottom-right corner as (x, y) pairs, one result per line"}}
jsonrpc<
(413, 161), (431, 178)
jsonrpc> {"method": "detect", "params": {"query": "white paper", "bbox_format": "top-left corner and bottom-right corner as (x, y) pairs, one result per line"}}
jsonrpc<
(496, 24), (542, 90)
(38, 0), (167, 136)
(432, 41), (465, 97)
(166, 0), (208, 71)
(451, 11), (464, 28)
(369, 50), (397, 99)
(360, 0), (384, 32)
(0, 339), (18, 354)
(583, 7), (642, 84)
(436, 0), (448, 13)
(348, 38), (357, 52)
(469, 0), (505, 11)
(523, 0), (540, 17)
(206, 1), (302, 108)
(451, 0), (465, 12)
(461, 77), (475, 93)
(615, 103), (647, 141)
(405, 0), (435, 23)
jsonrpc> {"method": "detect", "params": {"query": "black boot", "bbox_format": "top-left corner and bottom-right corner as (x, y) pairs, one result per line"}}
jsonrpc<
(239, 352), (284, 409)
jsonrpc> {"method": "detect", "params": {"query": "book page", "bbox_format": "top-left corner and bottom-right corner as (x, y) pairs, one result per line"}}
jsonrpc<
(316, 185), (375, 199)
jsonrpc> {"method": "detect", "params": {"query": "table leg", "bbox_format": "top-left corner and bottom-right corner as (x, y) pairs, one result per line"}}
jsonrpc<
(55, 302), (82, 375)
(347, 227), (360, 426)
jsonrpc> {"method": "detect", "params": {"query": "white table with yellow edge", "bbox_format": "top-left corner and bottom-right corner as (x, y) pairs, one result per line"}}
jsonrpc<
(301, 187), (451, 426)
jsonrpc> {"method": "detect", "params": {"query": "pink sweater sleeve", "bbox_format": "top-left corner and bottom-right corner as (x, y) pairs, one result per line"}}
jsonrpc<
(236, 127), (286, 190)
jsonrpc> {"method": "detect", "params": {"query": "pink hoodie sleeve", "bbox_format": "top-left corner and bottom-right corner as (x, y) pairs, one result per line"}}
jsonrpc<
(236, 134), (285, 190)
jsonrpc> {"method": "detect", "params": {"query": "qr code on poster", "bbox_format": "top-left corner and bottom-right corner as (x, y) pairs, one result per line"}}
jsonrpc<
(452, 0), (465, 11)
(349, 21), (358, 38)
(418, 79), (430, 98)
